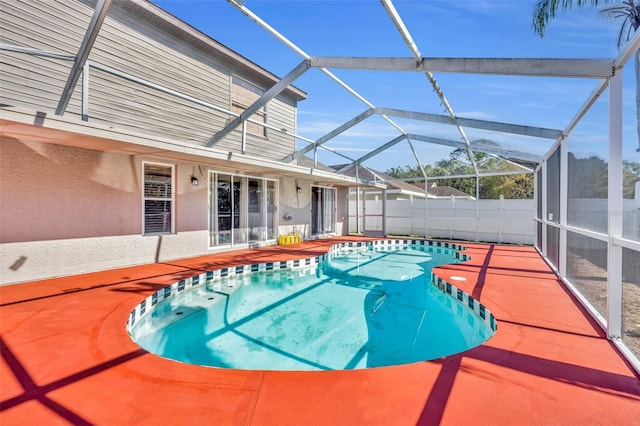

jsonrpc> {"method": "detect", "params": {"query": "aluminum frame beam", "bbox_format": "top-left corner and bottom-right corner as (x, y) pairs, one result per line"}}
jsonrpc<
(375, 107), (563, 140)
(87, 61), (317, 151)
(226, 0), (411, 169)
(406, 134), (542, 163)
(338, 130), (540, 174)
(546, 30), (640, 162)
(0, 44), (75, 61)
(336, 135), (407, 173)
(205, 59), (311, 147)
(380, 0), (479, 176)
(56, 0), (111, 115)
(309, 57), (615, 78)
(390, 170), (533, 182)
(282, 108), (375, 162)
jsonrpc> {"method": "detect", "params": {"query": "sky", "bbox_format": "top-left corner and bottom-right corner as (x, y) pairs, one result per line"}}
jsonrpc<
(153, 0), (638, 172)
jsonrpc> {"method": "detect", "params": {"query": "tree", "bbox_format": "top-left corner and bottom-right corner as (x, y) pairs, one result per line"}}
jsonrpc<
(532, 0), (640, 156)
(623, 160), (640, 197)
(385, 140), (535, 199)
(567, 153), (609, 198)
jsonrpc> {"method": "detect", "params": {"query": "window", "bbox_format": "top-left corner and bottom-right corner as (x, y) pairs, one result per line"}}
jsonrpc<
(143, 163), (173, 234)
(231, 76), (267, 137)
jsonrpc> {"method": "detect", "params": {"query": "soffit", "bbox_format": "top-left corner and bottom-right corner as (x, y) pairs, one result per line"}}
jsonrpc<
(0, 106), (380, 188)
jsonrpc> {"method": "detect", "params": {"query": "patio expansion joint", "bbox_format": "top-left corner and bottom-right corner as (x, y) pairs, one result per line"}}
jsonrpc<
(244, 370), (265, 426)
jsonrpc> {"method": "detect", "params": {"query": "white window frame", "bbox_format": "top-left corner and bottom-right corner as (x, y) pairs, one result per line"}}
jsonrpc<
(142, 161), (175, 235)
(208, 170), (278, 247)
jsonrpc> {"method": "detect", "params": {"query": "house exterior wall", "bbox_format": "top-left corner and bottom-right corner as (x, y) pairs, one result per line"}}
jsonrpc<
(0, 133), (350, 285)
(0, 0), (299, 160)
(0, 1), (352, 285)
(0, 137), (209, 283)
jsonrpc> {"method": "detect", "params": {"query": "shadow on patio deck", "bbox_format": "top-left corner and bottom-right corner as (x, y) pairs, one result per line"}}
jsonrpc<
(1, 237), (638, 425)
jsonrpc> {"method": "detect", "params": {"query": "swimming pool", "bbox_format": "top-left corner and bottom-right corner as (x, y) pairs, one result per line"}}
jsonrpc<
(128, 240), (496, 371)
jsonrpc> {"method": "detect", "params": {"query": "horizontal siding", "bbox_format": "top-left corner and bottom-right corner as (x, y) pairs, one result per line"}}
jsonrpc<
(0, 54), (73, 110)
(91, 16), (232, 101)
(1, 0), (300, 162)
(0, 0), (89, 53)
(82, 5), (235, 145)
(0, 0), (90, 111)
(264, 97), (296, 157)
(68, 70), (230, 143)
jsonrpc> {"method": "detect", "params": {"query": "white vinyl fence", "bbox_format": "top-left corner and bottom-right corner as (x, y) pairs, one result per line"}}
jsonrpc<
(349, 196), (535, 244)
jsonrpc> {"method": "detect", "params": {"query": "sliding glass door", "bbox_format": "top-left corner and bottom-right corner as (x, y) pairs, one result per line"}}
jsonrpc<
(311, 186), (336, 235)
(210, 172), (277, 247)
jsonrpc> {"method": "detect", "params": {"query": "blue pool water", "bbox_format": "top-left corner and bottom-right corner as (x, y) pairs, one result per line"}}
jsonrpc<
(130, 245), (495, 371)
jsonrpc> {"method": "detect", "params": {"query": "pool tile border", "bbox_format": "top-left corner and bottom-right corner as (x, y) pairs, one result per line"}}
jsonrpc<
(126, 239), (497, 336)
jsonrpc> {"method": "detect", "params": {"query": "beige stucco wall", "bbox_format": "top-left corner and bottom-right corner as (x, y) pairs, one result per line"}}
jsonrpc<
(277, 177), (349, 239)
(0, 138), (348, 285)
(278, 176), (311, 238)
(1, 138), (219, 284)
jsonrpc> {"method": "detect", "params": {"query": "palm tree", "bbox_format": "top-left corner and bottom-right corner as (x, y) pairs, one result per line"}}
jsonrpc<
(532, 0), (640, 154)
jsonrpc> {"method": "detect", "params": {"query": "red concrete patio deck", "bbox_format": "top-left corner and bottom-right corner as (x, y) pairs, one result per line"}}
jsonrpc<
(1, 237), (639, 425)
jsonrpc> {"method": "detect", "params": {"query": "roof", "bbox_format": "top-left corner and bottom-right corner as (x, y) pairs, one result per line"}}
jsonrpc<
(295, 156), (337, 173)
(416, 184), (473, 198)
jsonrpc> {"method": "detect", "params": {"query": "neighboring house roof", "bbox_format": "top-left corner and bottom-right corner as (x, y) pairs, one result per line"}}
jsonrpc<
(330, 164), (418, 191)
(295, 156), (337, 173)
(330, 164), (473, 198)
(414, 184), (473, 198)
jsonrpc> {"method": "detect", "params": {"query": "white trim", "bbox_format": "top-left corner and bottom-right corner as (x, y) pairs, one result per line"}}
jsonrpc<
(607, 71), (623, 339)
(563, 225), (608, 243)
(614, 237), (640, 252)
(541, 160), (547, 257)
(612, 339), (640, 376)
(142, 161), (175, 236)
(559, 137), (568, 276)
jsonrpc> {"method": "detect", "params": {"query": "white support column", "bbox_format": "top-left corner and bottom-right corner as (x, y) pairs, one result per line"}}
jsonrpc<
(382, 189), (387, 237)
(241, 121), (247, 154)
(499, 194), (504, 244)
(607, 71), (623, 339)
(424, 179), (428, 239)
(362, 189), (367, 235)
(81, 62), (89, 122)
(541, 161), (548, 257)
(475, 175), (480, 242)
(450, 195), (455, 240)
(534, 171), (539, 248)
(559, 136), (568, 277)
(355, 167), (360, 234)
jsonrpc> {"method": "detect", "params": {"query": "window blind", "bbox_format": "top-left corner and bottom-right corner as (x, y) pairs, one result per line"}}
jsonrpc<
(144, 164), (172, 234)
